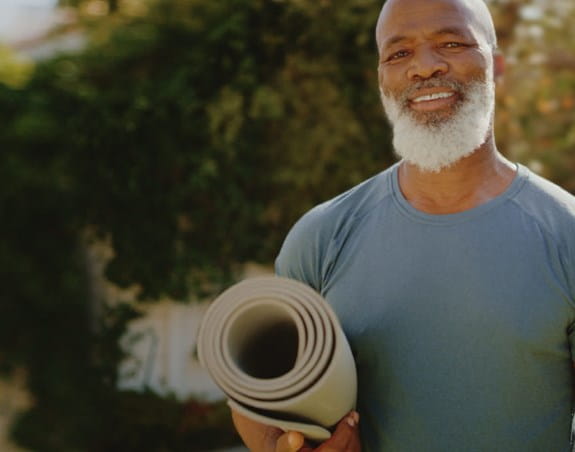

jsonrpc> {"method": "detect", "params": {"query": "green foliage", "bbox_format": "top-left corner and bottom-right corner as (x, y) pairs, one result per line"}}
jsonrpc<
(3, 0), (574, 449)
(0, 0), (392, 449)
(13, 390), (238, 452)
(0, 46), (34, 88)
(26, 0), (391, 300)
(493, 0), (575, 191)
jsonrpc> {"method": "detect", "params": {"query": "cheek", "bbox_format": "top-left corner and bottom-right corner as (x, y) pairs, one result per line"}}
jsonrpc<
(378, 66), (403, 96)
(461, 61), (487, 77)
(377, 65), (385, 89)
(450, 53), (491, 79)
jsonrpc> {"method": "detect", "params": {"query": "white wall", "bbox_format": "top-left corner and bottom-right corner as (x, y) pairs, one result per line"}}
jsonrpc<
(117, 300), (224, 401)
(117, 262), (274, 401)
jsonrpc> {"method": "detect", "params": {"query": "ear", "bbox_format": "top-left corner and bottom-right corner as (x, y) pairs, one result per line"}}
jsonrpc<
(493, 52), (505, 81)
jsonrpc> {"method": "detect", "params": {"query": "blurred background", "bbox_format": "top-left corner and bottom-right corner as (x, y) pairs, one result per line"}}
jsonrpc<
(0, 0), (573, 450)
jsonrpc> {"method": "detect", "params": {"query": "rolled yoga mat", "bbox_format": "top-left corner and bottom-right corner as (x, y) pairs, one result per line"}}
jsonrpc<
(197, 276), (357, 441)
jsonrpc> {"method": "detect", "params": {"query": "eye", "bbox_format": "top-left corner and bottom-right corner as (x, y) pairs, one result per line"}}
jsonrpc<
(443, 42), (466, 49)
(387, 50), (410, 62)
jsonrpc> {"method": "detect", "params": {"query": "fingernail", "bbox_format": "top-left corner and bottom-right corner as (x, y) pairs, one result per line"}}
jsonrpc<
(353, 411), (360, 424)
(346, 415), (356, 427)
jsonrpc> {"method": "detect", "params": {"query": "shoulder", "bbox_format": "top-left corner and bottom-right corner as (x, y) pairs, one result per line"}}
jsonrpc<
(511, 166), (575, 302)
(511, 166), (575, 280)
(275, 165), (395, 290)
(511, 166), (575, 235)
(300, 166), (393, 237)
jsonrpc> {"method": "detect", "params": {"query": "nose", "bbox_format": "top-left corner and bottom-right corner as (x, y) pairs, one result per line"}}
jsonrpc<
(407, 48), (448, 80)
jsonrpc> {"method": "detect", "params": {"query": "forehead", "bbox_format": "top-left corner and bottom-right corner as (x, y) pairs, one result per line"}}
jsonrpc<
(376, 0), (487, 51)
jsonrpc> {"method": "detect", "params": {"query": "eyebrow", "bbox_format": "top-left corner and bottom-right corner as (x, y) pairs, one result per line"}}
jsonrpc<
(382, 26), (471, 52)
(433, 26), (470, 39)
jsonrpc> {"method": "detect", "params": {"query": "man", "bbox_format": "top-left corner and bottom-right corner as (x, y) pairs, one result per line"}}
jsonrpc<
(232, 0), (575, 450)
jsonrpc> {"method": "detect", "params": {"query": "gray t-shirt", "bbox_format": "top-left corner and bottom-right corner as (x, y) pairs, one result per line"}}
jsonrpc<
(275, 163), (575, 452)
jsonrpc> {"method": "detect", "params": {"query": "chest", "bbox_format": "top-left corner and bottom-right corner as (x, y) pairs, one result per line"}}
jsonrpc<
(321, 215), (575, 367)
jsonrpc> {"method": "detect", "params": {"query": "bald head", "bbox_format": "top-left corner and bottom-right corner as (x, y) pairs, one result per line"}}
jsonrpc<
(376, 0), (497, 54)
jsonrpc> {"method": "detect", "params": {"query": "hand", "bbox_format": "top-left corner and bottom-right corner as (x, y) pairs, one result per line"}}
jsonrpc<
(275, 411), (361, 452)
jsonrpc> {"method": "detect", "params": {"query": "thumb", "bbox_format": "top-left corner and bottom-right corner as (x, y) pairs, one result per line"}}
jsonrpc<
(275, 431), (305, 452)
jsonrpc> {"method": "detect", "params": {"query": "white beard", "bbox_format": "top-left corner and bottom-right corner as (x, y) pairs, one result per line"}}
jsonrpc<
(380, 72), (495, 173)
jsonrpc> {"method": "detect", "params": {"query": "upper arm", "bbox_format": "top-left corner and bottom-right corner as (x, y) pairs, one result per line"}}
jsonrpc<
(275, 206), (332, 292)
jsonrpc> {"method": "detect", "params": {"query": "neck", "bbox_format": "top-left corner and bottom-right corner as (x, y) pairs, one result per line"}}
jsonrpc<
(397, 137), (516, 214)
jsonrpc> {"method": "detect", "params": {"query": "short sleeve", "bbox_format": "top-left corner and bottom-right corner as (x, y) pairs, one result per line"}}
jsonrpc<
(274, 205), (332, 293)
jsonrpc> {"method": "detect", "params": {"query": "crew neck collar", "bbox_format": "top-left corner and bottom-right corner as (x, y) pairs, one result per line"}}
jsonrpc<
(390, 162), (528, 225)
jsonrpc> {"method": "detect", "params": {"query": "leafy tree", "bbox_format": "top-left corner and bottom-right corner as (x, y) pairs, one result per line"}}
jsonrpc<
(0, 0), (391, 449)
(11, 0), (573, 448)
(492, 0), (575, 192)
(0, 45), (34, 88)
(44, 0), (392, 300)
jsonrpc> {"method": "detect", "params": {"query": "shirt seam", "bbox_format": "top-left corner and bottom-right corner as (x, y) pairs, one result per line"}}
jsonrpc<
(391, 164), (528, 226)
(508, 197), (575, 313)
(324, 182), (395, 288)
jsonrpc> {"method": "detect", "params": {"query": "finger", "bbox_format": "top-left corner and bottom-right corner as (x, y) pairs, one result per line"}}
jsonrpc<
(317, 411), (360, 451)
(346, 411), (361, 451)
(275, 430), (305, 452)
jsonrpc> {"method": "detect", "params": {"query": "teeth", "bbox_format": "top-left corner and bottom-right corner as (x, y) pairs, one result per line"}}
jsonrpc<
(413, 92), (454, 103)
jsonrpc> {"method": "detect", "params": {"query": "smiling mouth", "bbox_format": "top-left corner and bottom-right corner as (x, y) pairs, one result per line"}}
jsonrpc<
(412, 92), (455, 103)
(408, 90), (458, 113)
